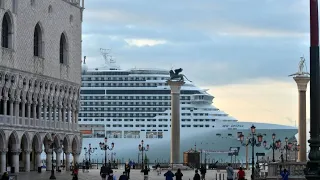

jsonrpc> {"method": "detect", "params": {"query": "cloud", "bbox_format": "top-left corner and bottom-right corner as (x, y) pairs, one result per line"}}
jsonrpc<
(82, 0), (310, 86)
(124, 38), (167, 47)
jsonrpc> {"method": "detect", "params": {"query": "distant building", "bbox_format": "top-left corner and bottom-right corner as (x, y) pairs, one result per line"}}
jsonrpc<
(0, 0), (84, 173)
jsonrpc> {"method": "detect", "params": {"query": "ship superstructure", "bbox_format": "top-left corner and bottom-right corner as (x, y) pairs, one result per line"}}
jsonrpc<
(78, 54), (297, 163)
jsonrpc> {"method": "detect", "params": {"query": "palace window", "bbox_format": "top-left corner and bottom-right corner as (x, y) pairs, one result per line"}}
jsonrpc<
(1, 13), (12, 48)
(59, 33), (67, 64)
(34, 23), (42, 57)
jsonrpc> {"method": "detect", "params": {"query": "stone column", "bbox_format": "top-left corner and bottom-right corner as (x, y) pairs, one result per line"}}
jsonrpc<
(65, 152), (71, 171)
(9, 100), (13, 116)
(32, 104), (37, 126)
(293, 76), (310, 162)
(9, 100), (14, 125)
(14, 100), (19, 121)
(37, 103), (42, 120)
(27, 103), (31, 119)
(168, 80), (185, 164)
(55, 149), (62, 170)
(0, 149), (7, 173)
(3, 98), (7, 116)
(24, 150), (31, 172)
(11, 150), (21, 173)
(73, 152), (80, 164)
(35, 150), (42, 169)
(45, 149), (52, 171)
(21, 100), (26, 118)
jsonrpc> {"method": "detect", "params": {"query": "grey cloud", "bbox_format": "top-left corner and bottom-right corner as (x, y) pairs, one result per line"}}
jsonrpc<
(82, 0), (310, 86)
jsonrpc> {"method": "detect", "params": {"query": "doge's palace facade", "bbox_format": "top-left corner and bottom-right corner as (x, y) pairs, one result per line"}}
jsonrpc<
(0, 0), (84, 173)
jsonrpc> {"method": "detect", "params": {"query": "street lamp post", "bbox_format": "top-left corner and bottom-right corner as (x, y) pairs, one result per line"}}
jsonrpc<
(276, 137), (290, 162)
(138, 140), (149, 170)
(263, 133), (278, 162)
(84, 144), (97, 169)
(239, 125), (263, 180)
(291, 143), (300, 162)
(99, 137), (115, 166)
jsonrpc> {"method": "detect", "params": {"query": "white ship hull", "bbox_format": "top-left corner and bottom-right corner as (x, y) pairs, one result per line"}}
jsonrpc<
(80, 122), (297, 163)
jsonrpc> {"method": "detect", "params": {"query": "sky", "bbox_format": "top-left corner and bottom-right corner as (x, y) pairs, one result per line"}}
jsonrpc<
(82, 0), (311, 127)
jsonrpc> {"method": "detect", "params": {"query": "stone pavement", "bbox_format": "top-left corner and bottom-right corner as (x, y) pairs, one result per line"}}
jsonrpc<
(15, 169), (252, 180)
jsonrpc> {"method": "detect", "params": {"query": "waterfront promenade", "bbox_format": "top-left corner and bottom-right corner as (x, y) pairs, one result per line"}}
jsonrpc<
(16, 169), (252, 180)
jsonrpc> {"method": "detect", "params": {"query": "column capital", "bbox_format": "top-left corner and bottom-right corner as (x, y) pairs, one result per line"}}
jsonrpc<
(293, 76), (310, 91)
(0, 148), (8, 154)
(55, 149), (63, 154)
(11, 149), (21, 155)
(64, 151), (72, 155)
(45, 149), (53, 154)
(35, 150), (42, 154)
(167, 80), (185, 94)
(24, 149), (32, 154)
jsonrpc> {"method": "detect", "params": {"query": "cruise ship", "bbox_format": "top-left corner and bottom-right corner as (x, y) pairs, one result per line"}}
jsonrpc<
(79, 52), (298, 164)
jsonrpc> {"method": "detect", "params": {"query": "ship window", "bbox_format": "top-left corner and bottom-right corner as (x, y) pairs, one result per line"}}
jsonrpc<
(228, 134), (232, 136)
(216, 133), (221, 136)
(205, 125), (209, 127)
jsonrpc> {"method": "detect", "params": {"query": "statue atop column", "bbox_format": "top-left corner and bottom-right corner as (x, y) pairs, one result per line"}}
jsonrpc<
(289, 57), (310, 77)
(169, 68), (192, 82)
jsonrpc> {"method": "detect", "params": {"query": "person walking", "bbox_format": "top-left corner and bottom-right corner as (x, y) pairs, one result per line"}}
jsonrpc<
(200, 165), (206, 180)
(142, 165), (150, 180)
(280, 168), (290, 180)
(164, 167), (174, 180)
(193, 169), (200, 180)
(226, 163), (234, 180)
(125, 163), (131, 179)
(174, 168), (183, 180)
(237, 167), (245, 180)
(1, 172), (9, 180)
(107, 170), (117, 180)
(119, 171), (128, 180)
(100, 164), (109, 180)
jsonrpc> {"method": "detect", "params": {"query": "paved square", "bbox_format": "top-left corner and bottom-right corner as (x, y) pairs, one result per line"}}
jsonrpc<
(16, 169), (251, 180)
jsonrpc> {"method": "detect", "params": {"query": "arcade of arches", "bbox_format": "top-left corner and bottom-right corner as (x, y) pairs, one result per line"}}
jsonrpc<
(0, 69), (82, 173)
(0, 130), (81, 173)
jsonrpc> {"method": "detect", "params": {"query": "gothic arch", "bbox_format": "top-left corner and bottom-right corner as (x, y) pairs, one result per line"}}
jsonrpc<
(63, 135), (71, 152)
(32, 133), (41, 152)
(1, 11), (14, 49)
(71, 135), (80, 153)
(21, 132), (31, 151)
(8, 130), (19, 145)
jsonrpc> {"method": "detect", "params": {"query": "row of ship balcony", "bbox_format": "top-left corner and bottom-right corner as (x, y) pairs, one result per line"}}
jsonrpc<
(0, 115), (79, 132)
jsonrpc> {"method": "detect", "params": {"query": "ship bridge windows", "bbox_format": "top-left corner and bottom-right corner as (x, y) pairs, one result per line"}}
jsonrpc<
(124, 131), (140, 138)
(106, 131), (122, 138)
(216, 133), (221, 136)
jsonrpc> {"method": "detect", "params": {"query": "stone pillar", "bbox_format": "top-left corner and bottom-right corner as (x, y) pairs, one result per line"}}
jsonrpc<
(55, 149), (62, 170)
(293, 76), (310, 162)
(37, 103), (42, 120)
(27, 103), (31, 119)
(65, 152), (71, 171)
(11, 150), (20, 173)
(57, 106), (61, 121)
(48, 105), (52, 121)
(24, 150), (31, 172)
(168, 80), (185, 164)
(34, 150), (42, 169)
(9, 100), (13, 116)
(3, 99), (7, 116)
(14, 100), (19, 119)
(21, 100), (26, 118)
(73, 152), (80, 164)
(45, 149), (52, 171)
(0, 149), (7, 173)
